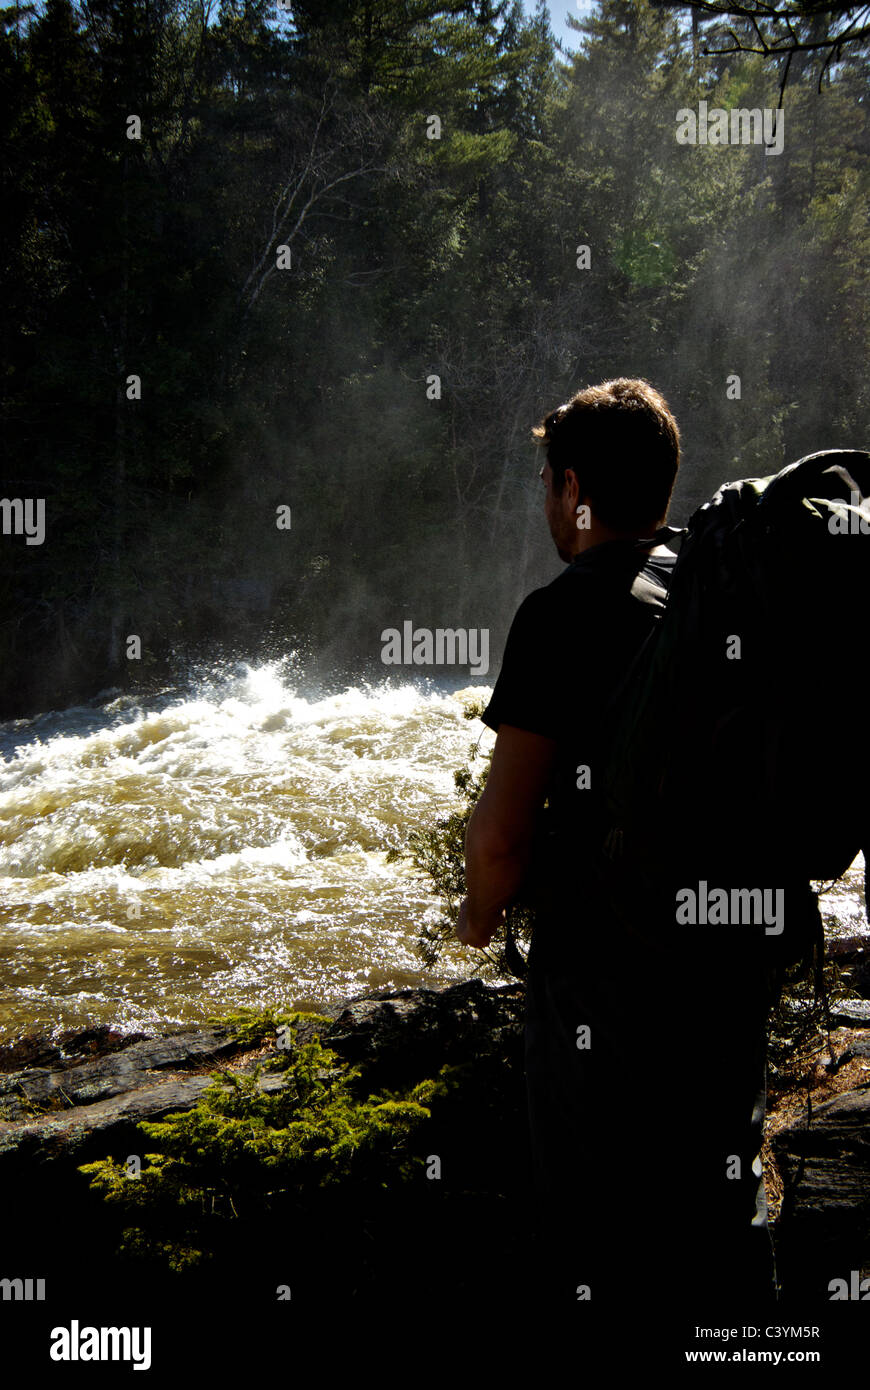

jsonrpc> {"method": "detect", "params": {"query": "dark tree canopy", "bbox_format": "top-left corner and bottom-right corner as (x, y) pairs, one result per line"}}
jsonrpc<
(0, 0), (867, 715)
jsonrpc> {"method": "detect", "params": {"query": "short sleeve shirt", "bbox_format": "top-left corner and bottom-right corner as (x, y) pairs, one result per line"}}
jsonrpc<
(481, 540), (677, 963)
(482, 540), (676, 755)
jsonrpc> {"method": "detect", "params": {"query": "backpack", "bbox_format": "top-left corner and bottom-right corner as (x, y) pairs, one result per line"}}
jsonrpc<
(593, 448), (870, 981)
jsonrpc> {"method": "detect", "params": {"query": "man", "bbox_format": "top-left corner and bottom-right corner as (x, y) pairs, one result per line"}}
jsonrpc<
(456, 378), (777, 1318)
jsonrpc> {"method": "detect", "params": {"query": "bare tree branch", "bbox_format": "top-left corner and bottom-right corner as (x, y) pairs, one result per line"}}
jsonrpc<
(651, 2), (870, 62)
(238, 91), (390, 318)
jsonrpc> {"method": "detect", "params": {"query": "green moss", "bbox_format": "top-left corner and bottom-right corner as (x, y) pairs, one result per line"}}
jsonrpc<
(78, 1015), (463, 1272)
(206, 1003), (335, 1057)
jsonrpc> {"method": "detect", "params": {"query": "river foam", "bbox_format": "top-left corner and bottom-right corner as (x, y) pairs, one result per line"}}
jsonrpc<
(0, 663), (495, 1039)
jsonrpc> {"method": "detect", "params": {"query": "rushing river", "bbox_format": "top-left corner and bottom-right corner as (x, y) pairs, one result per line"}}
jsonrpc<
(0, 660), (865, 1044)
(0, 662), (496, 1042)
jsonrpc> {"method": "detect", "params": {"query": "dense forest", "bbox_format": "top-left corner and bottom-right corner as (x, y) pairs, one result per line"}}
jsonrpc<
(1, 0), (868, 717)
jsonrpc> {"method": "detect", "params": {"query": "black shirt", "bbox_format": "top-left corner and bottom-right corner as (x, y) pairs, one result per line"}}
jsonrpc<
(483, 539), (676, 824)
(482, 540), (677, 739)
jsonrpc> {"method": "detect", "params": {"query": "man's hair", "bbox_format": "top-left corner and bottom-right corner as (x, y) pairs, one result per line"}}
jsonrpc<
(532, 377), (680, 530)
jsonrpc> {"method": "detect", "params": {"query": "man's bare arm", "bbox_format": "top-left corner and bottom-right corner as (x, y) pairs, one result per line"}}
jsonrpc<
(457, 724), (558, 949)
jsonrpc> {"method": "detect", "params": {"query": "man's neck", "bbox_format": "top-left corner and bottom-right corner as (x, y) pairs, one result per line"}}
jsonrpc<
(573, 516), (666, 558)
(571, 535), (672, 562)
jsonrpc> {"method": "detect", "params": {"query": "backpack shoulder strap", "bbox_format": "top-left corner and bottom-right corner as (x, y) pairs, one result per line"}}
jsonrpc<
(633, 525), (688, 547)
(605, 534), (683, 712)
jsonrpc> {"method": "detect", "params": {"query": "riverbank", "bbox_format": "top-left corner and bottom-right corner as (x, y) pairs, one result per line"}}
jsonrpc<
(0, 979), (531, 1319)
(2, 970), (869, 1317)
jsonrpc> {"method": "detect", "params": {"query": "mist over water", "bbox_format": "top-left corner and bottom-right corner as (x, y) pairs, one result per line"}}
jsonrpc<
(0, 660), (496, 1042)
(0, 658), (864, 1044)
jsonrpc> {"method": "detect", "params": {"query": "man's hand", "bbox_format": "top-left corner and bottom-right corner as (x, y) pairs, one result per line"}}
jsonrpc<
(456, 897), (504, 950)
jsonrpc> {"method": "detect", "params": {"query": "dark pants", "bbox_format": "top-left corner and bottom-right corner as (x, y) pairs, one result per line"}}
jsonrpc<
(523, 934), (778, 1317)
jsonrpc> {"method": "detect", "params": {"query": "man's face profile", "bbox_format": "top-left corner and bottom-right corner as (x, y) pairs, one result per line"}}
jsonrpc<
(540, 458), (579, 563)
